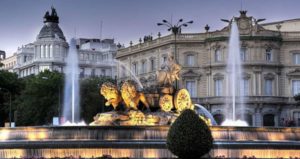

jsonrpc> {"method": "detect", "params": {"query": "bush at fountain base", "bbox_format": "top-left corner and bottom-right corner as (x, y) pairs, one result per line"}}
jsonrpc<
(167, 109), (213, 159)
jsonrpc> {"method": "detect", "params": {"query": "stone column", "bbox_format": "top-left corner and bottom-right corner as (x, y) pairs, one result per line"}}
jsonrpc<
(253, 73), (256, 96)
(47, 45), (50, 58)
(258, 72), (262, 95)
(254, 104), (263, 126)
(45, 45), (48, 58)
(50, 45), (53, 58)
(41, 45), (44, 58)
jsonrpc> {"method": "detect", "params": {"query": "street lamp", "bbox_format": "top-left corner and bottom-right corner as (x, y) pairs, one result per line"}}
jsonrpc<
(0, 88), (12, 127)
(157, 19), (193, 88)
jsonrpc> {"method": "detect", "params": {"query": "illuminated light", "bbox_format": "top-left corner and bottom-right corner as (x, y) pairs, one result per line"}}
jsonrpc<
(211, 149), (300, 158)
(26, 128), (48, 141)
(61, 120), (86, 126)
(0, 129), (10, 140)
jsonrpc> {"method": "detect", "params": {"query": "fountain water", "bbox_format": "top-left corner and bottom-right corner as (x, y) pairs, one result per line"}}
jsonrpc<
(222, 20), (247, 126)
(194, 104), (217, 125)
(108, 59), (144, 89)
(62, 38), (80, 124)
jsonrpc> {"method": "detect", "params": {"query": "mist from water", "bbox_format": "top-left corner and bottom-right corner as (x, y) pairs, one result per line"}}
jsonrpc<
(107, 59), (144, 89)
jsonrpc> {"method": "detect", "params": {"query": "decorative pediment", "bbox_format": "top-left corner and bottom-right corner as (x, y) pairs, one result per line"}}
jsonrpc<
(264, 73), (275, 80)
(287, 68), (300, 76)
(182, 69), (201, 77)
(213, 73), (224, 80)
(241, 72), (251, 79)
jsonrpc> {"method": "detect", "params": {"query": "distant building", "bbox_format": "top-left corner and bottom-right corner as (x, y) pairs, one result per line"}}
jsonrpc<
(13, 7), (117, 78)
(0, 50), (5, 60)
(0, 53), (17, 72)
(116, 11), (300, 127)
(76, 38), (118, 78)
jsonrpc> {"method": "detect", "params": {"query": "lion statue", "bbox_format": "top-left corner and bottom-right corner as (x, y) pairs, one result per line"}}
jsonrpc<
(100, 82), (123, 109)
(121, 81), (150, 110)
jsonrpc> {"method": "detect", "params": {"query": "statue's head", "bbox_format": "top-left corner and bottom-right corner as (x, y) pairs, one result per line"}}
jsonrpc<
(100, 82), (120, 101)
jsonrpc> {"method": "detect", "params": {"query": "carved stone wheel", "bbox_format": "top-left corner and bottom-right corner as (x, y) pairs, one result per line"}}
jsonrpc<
(159, 94), (173, 112)
(174, 89), (192, 112)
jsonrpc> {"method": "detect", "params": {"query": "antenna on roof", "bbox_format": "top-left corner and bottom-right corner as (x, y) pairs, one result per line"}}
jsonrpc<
(74, 27), (77, 38)
(240, 0), (243, 10)
(100, 20), (103, 41)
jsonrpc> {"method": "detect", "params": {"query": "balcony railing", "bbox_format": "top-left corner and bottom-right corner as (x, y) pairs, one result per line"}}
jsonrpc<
(192, 96), (295, 105)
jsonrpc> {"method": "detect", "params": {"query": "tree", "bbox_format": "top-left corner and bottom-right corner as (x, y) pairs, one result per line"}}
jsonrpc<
(15, 70), (63, 126)
(0, 70), (23, 126)
(80, 76), (114, 123)
(167, 109), (214, 159)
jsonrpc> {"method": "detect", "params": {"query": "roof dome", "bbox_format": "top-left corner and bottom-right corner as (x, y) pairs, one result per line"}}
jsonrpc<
(37, 7), (66, 41)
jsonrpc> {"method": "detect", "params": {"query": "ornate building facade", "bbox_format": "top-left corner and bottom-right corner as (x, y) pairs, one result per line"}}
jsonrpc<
(116, 11), (300, 127)
(13, 7), (117, 78)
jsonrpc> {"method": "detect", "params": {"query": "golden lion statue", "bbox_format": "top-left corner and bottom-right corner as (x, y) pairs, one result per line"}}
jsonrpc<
(100, 82), (123, 109)
(121, 81), (150, 110)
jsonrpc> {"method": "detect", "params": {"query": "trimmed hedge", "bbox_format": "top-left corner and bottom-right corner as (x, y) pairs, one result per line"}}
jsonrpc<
(167, 109), (213, 159)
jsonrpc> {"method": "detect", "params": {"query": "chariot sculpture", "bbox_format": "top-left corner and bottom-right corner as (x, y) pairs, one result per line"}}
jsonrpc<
(91, 53), (211, 126)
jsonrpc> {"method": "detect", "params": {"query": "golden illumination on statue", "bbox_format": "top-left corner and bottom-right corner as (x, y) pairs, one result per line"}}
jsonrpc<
(100, 82), (122, 109)
(90, 52), (213, 126)
(174, 89), (193, 112)
(157, 54), (181, 86)
(121, 81), (150, 110)
(159, 94), (173, 112)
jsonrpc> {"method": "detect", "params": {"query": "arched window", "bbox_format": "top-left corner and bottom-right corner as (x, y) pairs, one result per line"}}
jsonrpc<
(186, 54), (195, 66)
(292, 80), (300, 95)
(215, 49), (221, 62)
(264, 73), (274, 96)
(245, 114), (253, 126)
(132, 62), (138, 75)
(186, 80), (196, 97)
(150, 58), (156, 71)
(141, 60), (147, 74)
(240, 47), (246, 61)
(263, 114), (275, 126)
(213, 114), (225, 125)
(240, 78), (249, 96)
(293, 111), (300, 126)
(293, 53), (300, 64)
(266, 48), (272, 62)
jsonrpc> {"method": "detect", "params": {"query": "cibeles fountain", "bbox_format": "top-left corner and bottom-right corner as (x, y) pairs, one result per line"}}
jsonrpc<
(90, 54), (214, 126)
(0, 11), (300, 159)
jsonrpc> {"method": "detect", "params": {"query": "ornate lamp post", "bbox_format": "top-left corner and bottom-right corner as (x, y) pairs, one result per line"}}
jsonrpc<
(0, 88), (12, 127)
(157, 19), (193, 89)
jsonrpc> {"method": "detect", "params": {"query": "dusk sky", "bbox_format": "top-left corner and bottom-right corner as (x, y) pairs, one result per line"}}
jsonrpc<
(1, 0), (300, 56)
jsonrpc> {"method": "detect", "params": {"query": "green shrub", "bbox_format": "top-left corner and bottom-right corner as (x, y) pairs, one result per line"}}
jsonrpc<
(167, 109), (214, 159)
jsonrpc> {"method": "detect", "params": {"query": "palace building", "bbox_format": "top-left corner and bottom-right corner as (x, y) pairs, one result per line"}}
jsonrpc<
(116, 11), (300, 127)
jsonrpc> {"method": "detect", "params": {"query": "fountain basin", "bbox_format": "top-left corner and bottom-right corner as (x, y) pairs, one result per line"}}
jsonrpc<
(0, 126), (299, 158)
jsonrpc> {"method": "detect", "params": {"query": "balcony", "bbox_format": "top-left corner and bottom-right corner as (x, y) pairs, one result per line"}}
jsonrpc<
(192, 96), (294, 105)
